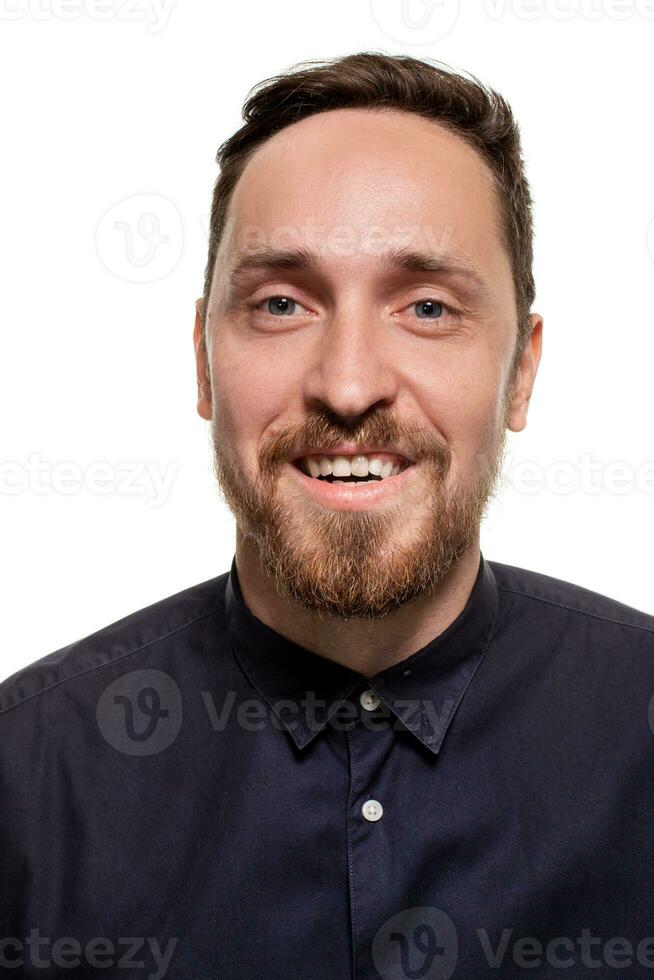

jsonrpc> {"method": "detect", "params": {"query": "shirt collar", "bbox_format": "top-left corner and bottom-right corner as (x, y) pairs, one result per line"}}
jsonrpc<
(225, 550), (499, 755)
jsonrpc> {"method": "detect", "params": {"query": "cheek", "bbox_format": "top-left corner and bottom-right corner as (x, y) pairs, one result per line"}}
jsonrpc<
(414, 353), (506, 478)
(210, 338), (299, 476)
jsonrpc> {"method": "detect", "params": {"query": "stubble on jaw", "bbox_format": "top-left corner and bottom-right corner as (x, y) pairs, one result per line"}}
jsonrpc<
(210, 406), (509, 620)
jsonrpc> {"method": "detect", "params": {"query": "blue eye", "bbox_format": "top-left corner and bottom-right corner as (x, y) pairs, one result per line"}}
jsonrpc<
(266, 296), (296, 316)
(248, 294), (313, 323)
(414, 299), (444, 319)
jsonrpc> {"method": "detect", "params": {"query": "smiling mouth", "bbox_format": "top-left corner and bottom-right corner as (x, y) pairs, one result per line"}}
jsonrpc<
(292, 452), (413, 485)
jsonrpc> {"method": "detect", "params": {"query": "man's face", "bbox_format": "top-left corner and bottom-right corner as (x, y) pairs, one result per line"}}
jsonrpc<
(195, 108), (541, 619)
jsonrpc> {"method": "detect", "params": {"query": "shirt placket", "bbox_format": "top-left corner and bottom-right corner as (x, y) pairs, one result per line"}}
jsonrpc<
(345, 680), (400, 979)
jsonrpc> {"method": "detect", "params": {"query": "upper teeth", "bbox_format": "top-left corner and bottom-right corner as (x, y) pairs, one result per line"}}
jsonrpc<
(300, 454), (407, 479)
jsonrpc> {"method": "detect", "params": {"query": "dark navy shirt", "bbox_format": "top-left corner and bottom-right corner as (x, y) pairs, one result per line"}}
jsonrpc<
(2, 551), (654, 979)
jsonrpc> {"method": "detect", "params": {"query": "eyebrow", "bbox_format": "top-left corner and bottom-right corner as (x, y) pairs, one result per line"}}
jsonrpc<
(224, 244), (490, 304)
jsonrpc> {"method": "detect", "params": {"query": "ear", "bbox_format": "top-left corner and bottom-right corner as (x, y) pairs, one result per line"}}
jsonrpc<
(506, 313), (543, 433)
(193, 298), (212, 421)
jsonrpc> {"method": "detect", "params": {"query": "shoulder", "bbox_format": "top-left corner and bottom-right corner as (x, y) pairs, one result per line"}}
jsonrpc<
(488, 557), (654, 642)
(0, 572), (229, 718)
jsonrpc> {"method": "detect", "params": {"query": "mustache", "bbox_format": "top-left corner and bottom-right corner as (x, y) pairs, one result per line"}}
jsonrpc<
(258, 408), (451, 473)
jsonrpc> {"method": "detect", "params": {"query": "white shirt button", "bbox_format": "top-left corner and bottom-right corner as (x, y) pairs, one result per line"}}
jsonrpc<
(359, 689), (381, 711)
(362, 799), (383, 822)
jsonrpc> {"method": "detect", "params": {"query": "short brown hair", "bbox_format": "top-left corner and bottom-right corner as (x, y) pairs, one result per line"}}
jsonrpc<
(201, 51), (536, 367)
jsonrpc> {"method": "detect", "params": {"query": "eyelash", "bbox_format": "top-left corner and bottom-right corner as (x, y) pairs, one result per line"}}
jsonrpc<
(248, 295), (461, 322)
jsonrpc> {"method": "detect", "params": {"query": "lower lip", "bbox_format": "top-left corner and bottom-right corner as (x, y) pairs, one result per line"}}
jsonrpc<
(284, 460), (418, 510)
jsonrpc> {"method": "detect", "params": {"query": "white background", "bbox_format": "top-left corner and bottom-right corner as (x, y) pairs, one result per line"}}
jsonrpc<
(1, 0), (653, 681)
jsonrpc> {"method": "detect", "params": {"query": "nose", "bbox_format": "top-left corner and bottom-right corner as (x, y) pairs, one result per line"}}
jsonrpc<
(302, 306), (398, 422)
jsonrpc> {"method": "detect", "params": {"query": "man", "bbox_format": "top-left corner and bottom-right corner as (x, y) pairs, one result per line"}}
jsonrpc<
(2, 51), (653, 980)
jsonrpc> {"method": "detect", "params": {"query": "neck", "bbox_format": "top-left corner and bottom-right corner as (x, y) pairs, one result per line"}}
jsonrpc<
(233, 530), (482, 678)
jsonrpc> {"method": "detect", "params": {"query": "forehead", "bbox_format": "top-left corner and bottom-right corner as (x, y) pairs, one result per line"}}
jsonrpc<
(218, 107), (509, 284)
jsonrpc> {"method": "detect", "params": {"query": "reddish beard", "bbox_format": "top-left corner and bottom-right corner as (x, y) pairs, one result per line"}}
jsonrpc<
(210, 410), (506, 619)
